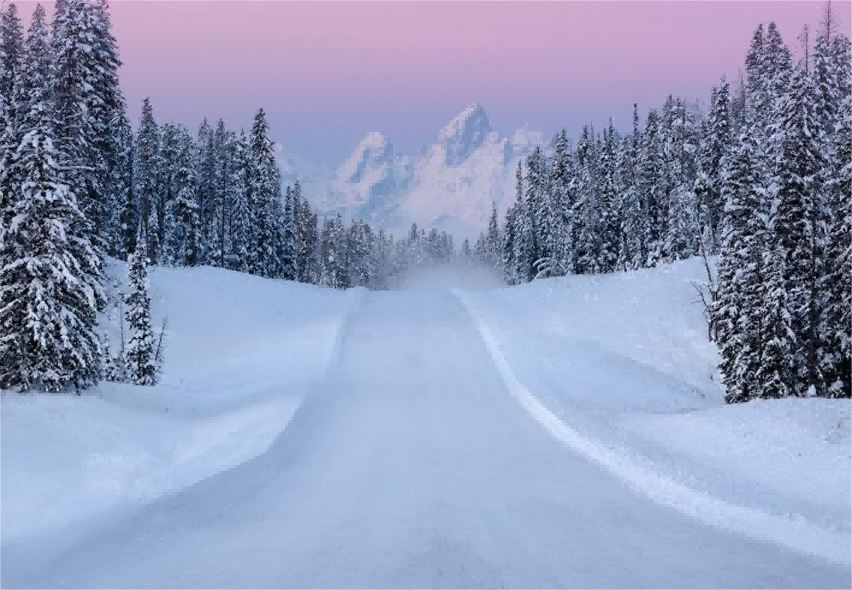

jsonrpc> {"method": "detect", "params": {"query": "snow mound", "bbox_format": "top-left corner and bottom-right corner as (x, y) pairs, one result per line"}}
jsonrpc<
(1, 262), (364, 543)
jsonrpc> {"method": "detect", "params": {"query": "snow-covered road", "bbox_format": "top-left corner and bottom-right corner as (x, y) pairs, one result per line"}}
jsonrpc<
(4, 290), (849, 588)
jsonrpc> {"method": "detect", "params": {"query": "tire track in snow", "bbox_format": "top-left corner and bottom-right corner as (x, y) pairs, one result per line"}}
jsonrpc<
(452, 288), (851, 568)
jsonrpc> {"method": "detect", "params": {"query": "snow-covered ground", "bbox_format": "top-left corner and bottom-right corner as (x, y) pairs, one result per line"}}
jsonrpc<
(2, 258), (849, 588)
(456, 258), (851, 565)
(1, 262), (364, 543)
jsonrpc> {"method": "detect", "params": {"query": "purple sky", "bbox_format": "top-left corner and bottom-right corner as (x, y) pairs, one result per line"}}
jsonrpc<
(18, 1), (850, 164)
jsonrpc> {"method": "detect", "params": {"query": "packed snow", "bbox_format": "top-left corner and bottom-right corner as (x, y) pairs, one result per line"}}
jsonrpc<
(2, 258), (849, 588)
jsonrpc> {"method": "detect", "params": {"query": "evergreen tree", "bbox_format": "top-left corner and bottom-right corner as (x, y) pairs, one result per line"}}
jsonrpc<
(598, 119), (619, 272)
(228, 130), (251, 272)
(701, 77), (731, 251)
(755, 243), (796, 399)
(640, 110), (665, 264)
(89, 0), (126, 244)
(0, 95), (103, 392)
(247, 109), (278, 277)
(550, 128), (573, 275)
(134, 97), (162, 263)
(620, 105), (648, 270)
(124, 230), (157, 386)
(52, 0), (121, 244)
(166, 127), (199, 266)
(486, 201), (501, 268)
(513, 161), (535, 281)
(716, 131), (767, 403)
(211, 119), (230, 267)
(571, 125), (600, 274)
(1, 2), (26, 260)
(280, 185), (297, 280)
(774, 65), (823, 396)
(295, 181), (316, 283)
(820, 91), (851, 398)
(502, 204), (518, 284)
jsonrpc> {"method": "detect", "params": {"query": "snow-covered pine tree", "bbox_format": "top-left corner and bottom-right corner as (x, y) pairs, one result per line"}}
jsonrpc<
(0, 3), (24, 138)
(620, 105), (649, 270)
(663, 99), (698, 262)
(513, 161), (535, 282)
(486, 201), (501, 269)
(228, 129), (252, 272)
(716, 130), (767, 404)
(0, 3), (24, 141)
(158, 122), (181, 264)
(295, 181), (316, 283)
(248, 109), (278, 277)
(89, 0), (126, 245)
(134, 97), (162, 264)
(100, 331), (122, 383)
(211, 119), (230, 267)
(280, 185), (297, 280)
(194, 117), (214, 264)
(701, 77), (731, 252)
(50, 0), (115, 245)
(308, 210), (321, 284)
(597, 119), (619, 272)
(501, 204), (518, 284)
(755, 242), (796, 399)
(774, 63), (824, 397)
(640, 109), (665, 265)
(549, 128), (573, 275)
(0, 90), (104, 392)
(166, 126), (200, 267)
(1, 2), (25, 259)
(820, 91), (851, 398)
(124, 230), (157, 386)
(571, 125), (601, 275)
(107, 109), (134, 258)
(331, 213), (349, 288)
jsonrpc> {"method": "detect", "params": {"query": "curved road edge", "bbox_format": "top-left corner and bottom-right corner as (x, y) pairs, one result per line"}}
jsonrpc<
(451, 287), (851, 568)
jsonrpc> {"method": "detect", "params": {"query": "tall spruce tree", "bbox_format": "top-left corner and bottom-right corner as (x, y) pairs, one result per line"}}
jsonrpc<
(820, 91), (851, 398)
(124, 230), (157, 386)
(248, 109), (278, 277)
(228, 129), (252, 272)
(134, 97), (162, 263)
(0, 88), (103, 392)
(716, 131), (767, 403)
(774, 64), (824, 397)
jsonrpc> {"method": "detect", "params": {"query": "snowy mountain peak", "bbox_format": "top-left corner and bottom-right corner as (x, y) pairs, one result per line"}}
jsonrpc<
(289, 103), (545, 241)
(438, 103), (493, 166)
(358, 131), (392, 152)
(340, 131), (394, 184)
(439, 103), (491, 141)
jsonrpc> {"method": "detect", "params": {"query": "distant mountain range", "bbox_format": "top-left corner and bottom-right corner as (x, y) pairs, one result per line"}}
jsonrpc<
(277, 104), (545, 241)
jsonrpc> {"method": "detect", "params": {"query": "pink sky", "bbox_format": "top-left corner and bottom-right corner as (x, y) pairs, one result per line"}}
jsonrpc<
(18, 1), (850, 163)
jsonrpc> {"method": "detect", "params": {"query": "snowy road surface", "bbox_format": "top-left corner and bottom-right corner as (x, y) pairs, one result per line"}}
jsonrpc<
(4, 290), (849, 588)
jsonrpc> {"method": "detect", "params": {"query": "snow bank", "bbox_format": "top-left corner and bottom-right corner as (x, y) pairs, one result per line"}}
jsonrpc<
(455, 257), (851, 566)
(1, 263), (364, 543)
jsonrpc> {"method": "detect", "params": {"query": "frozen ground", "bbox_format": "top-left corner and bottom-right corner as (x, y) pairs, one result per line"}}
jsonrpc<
(1, 259), (849, 588)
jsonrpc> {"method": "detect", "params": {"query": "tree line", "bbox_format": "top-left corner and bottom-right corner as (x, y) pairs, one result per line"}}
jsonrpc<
(473, 9), (850, 402)
(0, 0), (471, 392)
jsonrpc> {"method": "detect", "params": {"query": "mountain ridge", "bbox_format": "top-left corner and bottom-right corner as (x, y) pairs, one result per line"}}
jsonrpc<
(277, 103), (545, 241)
